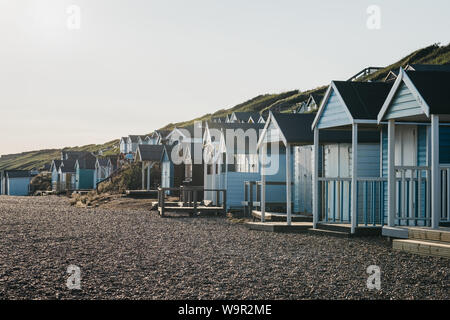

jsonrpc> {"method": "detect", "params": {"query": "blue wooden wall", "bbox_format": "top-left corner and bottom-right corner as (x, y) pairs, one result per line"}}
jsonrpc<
(317, 90), (352, 129)
(7, 177), (31, 196)
(385, 83), (423, 120)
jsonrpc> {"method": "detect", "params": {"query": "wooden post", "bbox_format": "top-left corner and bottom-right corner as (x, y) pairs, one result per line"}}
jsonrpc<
(147, 163), (151, 191)
(313, 128), (319, 229)
(249, 181), (254, 218)
(193, 189), (198, 216)
(431, 115), (440, 229)
(387, 120), (396, 227)
(351, 123), (358, 234)
(142, 162), (145, 190)
(286, 143), (292, 226)
(223, 190), (227, 214)
(261, 144), (266, 222)
(212, 161), (216, 205)
(160, 188), (165, 217)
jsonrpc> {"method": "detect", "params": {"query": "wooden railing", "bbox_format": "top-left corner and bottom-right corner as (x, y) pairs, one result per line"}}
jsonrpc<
(242, 181), (292, 216)
(157, 187), (226, 217)
(318, 177), (387, 226)
(440, 165), (450, 223)
(394, 166), (431, 226)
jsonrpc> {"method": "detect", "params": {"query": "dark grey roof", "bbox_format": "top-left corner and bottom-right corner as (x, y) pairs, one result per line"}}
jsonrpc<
(407, 64), (450, 72)
(207, 122), (265, 131)
(76, 153), (97, 170)
(406, 70), (450, 115)
(137, 145), (165, 162)
(60, 160), (76, 173)
(232, 112), (261, 122)
(62, 151), (91, 161)
(51, 160), (62, 171)
(96, 158), (109, 167)
(6, 170), (32, 178)
(128, 135), (141, 143)
(271, 113), (378, 144)
(310, 93), (324, 105)
(333, 81), (393, 120)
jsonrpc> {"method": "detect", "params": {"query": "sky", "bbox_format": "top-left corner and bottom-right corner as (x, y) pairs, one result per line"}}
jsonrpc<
(0, 0), (449, 155)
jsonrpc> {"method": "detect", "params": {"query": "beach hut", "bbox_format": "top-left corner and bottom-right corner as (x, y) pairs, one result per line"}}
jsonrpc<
(50, 160), (62, 192)
(256, 112), (367, 223)
(311, 81), (391, 233)
(377, 68), (450, 235)
(126, 135), (145, 156)
(135, 144), (165, 190)
(227, 112), (262, 124)
(59, 160), (76, 192)
(203, 122), (268, 209)
(120, 137), (129, 154)
(94, 158), (110, 189)
(74, 153), (97, 190)
(1, 171), (33, 196)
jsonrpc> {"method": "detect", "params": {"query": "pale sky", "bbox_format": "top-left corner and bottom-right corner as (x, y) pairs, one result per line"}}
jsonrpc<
(0, 0), (449, 155)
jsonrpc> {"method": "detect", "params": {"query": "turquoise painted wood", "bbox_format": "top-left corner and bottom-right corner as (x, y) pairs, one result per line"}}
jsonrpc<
(7, 177), (31, 196)
(384, 83), (423, 120)
(76, 168), (94, 190)
(317, 90), (352, 129)
(440, 127), (450, 164)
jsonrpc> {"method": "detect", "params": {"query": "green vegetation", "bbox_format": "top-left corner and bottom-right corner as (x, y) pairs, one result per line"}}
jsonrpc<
(0, 140), (119, 171)
(1, 43), (449, 171)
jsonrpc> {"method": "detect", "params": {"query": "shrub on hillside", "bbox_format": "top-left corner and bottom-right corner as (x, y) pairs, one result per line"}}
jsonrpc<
(30, 173), (52, 193)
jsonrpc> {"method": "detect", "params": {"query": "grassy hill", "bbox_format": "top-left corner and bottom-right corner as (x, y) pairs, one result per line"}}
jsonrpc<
(1, 43), (449, 171)
(0, 140), (119, 171)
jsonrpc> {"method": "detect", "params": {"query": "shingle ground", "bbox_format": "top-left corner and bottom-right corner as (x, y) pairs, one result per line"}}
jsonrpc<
(0, 196), (448, 300)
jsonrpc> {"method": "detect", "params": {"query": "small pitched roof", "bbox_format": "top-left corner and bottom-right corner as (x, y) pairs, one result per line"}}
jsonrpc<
(332, 81), (393, 120)
(405, 70), (450, 115)
(310, 93), (324, 106)
(406, 64), (450, 72)
(259, 112), (379, 148)
(76, 153), (96, 170)
(136, 145), (165, 162)
(96, 158), (109, 167)
(61, 151), (91, 161)
(128, 135), (141, 143)
(6, 170), (32, 178)
(232, 112), (261, 122)
(51, 160), (62, 171)
(60, 160), (76, 173)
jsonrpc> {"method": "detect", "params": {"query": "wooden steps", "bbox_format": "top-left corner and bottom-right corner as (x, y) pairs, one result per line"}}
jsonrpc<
(125, 190), (158, 199)
(392, 227), (450, 259)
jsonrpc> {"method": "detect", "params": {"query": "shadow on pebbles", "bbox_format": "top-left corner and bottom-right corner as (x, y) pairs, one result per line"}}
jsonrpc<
(0, 195), (448, 300)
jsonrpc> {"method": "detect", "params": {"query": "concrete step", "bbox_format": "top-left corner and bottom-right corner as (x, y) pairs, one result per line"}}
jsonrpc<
(393, 239), (450, 259)
(316, 223), (351, 233)
(317, 223), (382, 236)
(246, 222), (312, 234)
(408, 227), (450, 244)
(307, 228), (352, 238)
